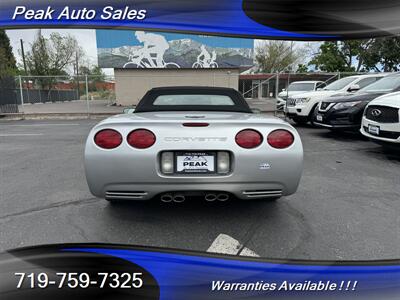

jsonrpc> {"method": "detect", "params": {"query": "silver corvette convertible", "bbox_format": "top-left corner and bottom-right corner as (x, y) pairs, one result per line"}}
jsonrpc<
(85, 87), (303, 203)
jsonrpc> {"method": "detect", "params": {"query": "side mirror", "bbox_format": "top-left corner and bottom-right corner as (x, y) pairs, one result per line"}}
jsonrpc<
(281, 88), (286, 92)
(348, 84), (360, 92)
(123, 107), (135, 114)
(316, 88), (323, 91)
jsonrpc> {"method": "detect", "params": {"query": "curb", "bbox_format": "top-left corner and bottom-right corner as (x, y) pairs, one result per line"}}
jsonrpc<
(0, 113), (118, 121)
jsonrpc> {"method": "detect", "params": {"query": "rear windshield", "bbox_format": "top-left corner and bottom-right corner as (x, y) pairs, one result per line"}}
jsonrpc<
(134, 88), (252, 113)
(153, 95), (235, 106)
(288, 83), (315, 92)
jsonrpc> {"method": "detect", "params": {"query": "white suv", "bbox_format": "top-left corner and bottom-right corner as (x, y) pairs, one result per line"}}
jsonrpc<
(361, 92), (400, 148)
(276, 81), (326, 111)
(285, 74), (385, 124)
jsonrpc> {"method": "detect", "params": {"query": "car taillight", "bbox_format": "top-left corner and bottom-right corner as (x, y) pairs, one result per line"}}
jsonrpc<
(127, 129), (156, 149)
(235, 129), (263, 149)
(94, 129), (122, 149)
(267, 130), (294, 149)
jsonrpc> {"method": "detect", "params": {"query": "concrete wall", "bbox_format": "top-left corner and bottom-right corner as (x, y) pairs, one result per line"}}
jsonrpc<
(114, 68), (239, 106)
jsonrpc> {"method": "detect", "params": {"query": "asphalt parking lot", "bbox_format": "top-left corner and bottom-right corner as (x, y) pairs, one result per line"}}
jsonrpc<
(0, 118), (399, 260)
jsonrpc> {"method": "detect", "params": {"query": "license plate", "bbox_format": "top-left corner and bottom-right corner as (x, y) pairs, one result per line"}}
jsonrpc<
(368, 125), (380, 135)
(316, 114), (323, 122)
(175, 152), (215, 174)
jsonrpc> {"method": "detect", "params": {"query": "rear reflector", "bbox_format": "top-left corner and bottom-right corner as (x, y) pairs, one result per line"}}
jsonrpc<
(235, 129), (263, 149)
(182, 123), (209, 127)
(94, 129), (122, 149)
(267, 130), (294, 149)
(127, 129), (156, 149)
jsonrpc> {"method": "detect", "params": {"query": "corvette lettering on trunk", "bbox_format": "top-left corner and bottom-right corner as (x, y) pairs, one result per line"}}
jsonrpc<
(164, 137), (227, 142)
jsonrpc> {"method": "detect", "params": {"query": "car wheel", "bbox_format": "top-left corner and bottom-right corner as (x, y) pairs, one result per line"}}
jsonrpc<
(308, 104), (319, 126)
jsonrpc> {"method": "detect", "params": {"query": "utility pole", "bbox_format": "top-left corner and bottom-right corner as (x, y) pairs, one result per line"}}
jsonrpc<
(20, 39), (27, 75)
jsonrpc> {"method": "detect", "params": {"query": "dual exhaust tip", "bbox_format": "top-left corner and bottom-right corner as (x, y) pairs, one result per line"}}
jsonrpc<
(160, 193), (229, 203)
(160, 193), (185, 203)
(204, 193), (229, 202)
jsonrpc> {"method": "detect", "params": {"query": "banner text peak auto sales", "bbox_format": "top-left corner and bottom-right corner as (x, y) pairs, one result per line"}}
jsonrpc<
(12, 6), (147, 21)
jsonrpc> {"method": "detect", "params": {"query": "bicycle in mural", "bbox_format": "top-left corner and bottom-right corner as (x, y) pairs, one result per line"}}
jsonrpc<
(192, 45), (218, 68)
(123, 49), (180, 68)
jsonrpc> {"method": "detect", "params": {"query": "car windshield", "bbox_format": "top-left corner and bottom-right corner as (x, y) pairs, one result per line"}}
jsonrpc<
(360, 76), (400, 92)
(324, 77), (357, 91)
(153, 94), (235, 106)
(288, 83), (315, 92)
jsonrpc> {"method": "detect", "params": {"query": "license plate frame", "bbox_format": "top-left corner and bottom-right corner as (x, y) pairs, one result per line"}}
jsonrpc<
(368, 124), (380, 136)
(174, 151), (217, 174)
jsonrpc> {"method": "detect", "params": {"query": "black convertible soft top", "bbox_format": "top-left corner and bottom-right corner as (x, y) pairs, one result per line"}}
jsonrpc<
(134, 86), (252, 113)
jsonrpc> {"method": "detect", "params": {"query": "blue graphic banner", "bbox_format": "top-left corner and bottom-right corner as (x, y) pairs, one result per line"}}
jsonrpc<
(1, 244), (399, 300)
(2, 1), (400, 39)
(66, 247), (400, 300)
(0, 0), (331, 40)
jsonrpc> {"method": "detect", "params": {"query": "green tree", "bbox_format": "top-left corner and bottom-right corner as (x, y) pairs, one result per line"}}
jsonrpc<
(309, 42), (350, 72)
(296, 64), (309, 73)
(255, 41), (303, 73)
(25, 32), (82, 89)
(309, 38), (400, 72)
(79, 64), (106, 92)
(0, 30), (17, 78)
(309, 40), (375, 72)
(362, 37), (400, 72)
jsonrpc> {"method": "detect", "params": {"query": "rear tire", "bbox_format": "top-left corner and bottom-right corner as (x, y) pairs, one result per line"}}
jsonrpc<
(309, 104), (320, 126)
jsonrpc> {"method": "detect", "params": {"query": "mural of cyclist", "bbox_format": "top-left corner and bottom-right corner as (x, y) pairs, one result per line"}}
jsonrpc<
(135, 31), (170, 67)
(198, 45), (211, 66)
(193, 45), (218, 68)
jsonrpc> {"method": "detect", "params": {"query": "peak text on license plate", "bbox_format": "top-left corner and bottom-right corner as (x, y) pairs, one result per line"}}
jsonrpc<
(175, 152), (216, 174)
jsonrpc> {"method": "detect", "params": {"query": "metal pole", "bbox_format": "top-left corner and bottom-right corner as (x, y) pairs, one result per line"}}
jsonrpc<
(18, 75), (24, 113)
(20, 39), (27, 75)
(85, 75), (90, 118)
(275, 73), (279, 99)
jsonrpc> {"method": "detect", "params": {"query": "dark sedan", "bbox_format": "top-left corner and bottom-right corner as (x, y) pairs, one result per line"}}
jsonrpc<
(313, 74), (400, 130)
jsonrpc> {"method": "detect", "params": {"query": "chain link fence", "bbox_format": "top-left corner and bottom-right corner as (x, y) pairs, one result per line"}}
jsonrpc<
(238, 72), (368, 113)
(0, 71), (373, 116)
(12, 75), (119, 115)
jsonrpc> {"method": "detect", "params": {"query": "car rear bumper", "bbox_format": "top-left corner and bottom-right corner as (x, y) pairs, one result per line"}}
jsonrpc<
(101, 182), (286, 200)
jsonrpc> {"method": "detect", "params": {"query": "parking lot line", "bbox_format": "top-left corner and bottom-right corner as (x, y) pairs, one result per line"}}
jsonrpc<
(207, 234), (259, 257)
(0, 133), (44, 137)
